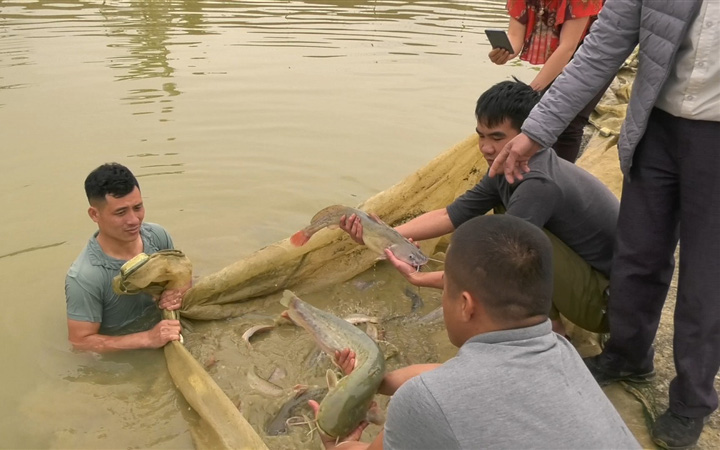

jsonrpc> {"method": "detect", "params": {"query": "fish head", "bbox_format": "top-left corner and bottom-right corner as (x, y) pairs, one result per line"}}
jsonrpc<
(390, 243), (429, 269)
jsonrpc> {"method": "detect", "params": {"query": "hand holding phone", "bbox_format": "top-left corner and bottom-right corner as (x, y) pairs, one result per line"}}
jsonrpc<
(485, 29), (514, 53)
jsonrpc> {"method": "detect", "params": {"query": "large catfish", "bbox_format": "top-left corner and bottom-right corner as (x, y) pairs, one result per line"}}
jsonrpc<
(281, 290), (385, 439)
(290, 205), (428, 269)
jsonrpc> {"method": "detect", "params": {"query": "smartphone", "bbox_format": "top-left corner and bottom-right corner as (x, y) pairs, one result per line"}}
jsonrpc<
(485, 29), (514, 53)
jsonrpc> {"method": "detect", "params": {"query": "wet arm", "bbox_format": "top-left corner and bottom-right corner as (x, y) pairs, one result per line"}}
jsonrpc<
(67, 319), (180, 353)
(394, 208), (454, 241)
(529, 16), (590, 91)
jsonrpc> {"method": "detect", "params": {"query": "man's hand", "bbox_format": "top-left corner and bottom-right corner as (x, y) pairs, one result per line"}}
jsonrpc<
(488, 48), (515, 65)
(335, 348), (357, 376)
(308, 400), (370, 450)
(488, 132), (542, 183)
(157, 281), (191, 311)
(147, 319), (182, 348)
(384, 248), (443, 288)
(384, 248), (418, 281)
(339, 214), (365, 245)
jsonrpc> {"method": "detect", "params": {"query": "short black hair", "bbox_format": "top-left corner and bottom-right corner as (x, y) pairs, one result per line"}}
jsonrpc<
(445, 214), (553, 323)
(475, 79), (541, 132)
(84, 163), (140, 204)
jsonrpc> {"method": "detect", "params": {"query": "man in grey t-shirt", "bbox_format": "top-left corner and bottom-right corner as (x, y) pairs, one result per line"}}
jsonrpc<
(66, 163), (187, 353)
(310, 215), (639, 450)
(342, 80), (619, 336)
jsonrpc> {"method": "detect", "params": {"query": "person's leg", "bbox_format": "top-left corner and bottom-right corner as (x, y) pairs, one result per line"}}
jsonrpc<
(669, 116), (720, 419)
(544, 230), (609, 333)
(599, 108), (681, 374)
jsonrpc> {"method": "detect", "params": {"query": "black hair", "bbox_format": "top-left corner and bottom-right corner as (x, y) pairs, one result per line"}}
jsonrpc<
(84, 163), (140, 204)
(475, 78), (541, 132)
(445, 214), (553, 323)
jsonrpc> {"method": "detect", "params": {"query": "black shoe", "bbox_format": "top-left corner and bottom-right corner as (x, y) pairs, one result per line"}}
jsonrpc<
(651, 409), (708, 450)
(582, 354), (655, 386)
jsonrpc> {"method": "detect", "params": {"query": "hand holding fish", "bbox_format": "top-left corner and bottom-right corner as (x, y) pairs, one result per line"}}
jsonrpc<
(335, 348), (357, 376)
(308, 399), (371, 450)
(339, 214), (366, 245)
(384, 249), (444, 289)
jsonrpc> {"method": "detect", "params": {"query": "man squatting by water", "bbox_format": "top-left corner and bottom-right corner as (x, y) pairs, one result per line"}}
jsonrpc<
(342, 80), (619, 338)
(311, 214), (639, 449)
(66, 163), (188, 352)
(490, 0), (720, 448)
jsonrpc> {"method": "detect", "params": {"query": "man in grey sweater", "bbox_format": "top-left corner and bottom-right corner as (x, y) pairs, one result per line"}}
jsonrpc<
(310, 214), (639, 450)
(489, 0), (720, 448)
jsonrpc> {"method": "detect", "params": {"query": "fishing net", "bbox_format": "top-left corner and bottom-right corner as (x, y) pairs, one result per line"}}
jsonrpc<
(116, 51), (688, 449)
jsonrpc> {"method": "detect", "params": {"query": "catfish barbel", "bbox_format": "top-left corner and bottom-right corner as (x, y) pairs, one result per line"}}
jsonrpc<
(290, 205), (429, 269)
(281, 290), (385, 439)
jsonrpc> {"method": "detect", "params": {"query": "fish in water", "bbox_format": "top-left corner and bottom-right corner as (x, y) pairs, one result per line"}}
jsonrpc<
(404, 286), (424, 313)
(290, 205), (429, 269)
(241, 324), (275, 350)
(281, 290), (385, 439)
(247, 366), (285, 397)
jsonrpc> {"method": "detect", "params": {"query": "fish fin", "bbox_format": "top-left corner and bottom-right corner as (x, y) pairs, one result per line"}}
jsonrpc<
(280, 290), (297, 307)
(325, 369), (338, 389)
(290, 230), (310, 246)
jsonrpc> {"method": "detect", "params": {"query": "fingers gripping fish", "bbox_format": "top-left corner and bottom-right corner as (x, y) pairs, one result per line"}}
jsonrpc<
(290, 205), (429, 270)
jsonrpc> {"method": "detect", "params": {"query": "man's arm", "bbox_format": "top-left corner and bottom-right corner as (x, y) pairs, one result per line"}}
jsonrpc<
(336, 349), (440, 396)
(394, 208), (455, 241)
(67, 319), (181, 353)
(378, 364), (442, 396)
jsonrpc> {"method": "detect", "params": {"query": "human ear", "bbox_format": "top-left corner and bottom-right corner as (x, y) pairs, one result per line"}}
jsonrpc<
(460, 291), (476, 322)
(88, 206), (99, 223)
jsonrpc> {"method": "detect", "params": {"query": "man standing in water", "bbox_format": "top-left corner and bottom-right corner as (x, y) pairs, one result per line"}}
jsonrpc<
(311, 215), (639, 449)
(66, 163), (185, 352)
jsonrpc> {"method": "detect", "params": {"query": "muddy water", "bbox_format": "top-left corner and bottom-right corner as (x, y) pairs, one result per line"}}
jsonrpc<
(0, 0), (536, 447)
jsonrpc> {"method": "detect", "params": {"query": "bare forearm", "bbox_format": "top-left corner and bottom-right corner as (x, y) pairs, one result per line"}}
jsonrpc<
(70, 331), (154, 353)
(405, 270), (444, 289)
(395, 209), (455, 241)
(507, 18), (526, 55)
(379, 364), (441, 396)
(529, 44), (575, 91)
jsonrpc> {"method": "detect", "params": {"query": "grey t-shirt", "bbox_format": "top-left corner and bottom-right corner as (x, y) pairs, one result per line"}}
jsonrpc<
(383, 321), (640, 450)
(446, 149), (619, 275)
(65, 222), (174, 336)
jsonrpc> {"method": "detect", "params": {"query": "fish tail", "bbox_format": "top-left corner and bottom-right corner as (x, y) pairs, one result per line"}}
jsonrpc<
(291, 205), (352, 246)
(281, 290), (298, 307)
(290, 229), (311, 246)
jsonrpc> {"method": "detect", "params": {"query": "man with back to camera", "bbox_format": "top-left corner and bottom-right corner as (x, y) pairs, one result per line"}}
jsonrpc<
(310, 214), (640, 450)
(341, 79), (619, 338)
(66, 163), (187, 352)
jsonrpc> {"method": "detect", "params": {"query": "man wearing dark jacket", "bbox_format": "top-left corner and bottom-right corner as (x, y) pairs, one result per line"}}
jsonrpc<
(490, 1), (720, 448)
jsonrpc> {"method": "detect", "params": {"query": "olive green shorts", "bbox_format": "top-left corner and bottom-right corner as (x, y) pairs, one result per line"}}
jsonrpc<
(544, 230), (609, 333)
